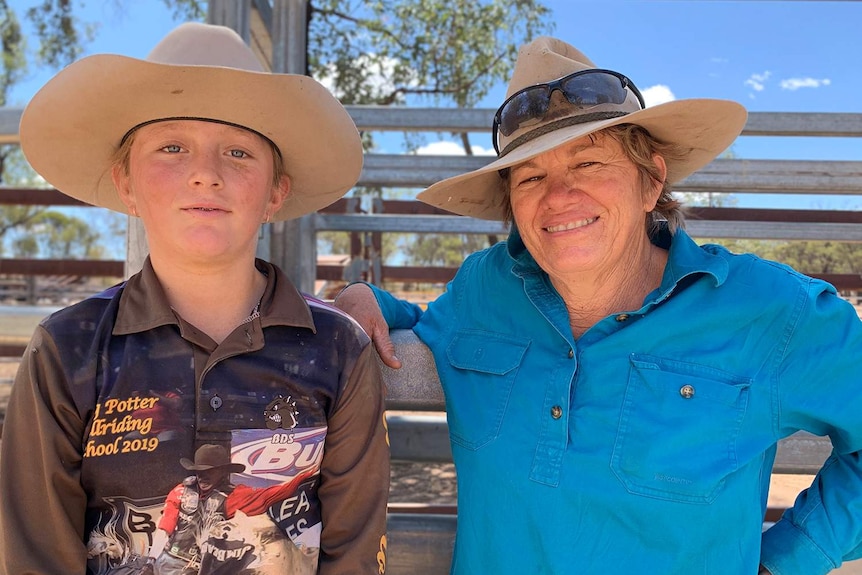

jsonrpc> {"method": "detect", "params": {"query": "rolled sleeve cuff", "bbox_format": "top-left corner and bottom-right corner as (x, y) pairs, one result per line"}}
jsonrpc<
(761, 518), (837, 575)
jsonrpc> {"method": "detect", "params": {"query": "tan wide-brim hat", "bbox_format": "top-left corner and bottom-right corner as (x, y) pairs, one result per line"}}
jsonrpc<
(418, 37), (748, 221)
(19, 22), (362, 221)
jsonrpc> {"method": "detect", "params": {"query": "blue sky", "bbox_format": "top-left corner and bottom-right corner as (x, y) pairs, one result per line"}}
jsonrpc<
(7, 0), (862, 212)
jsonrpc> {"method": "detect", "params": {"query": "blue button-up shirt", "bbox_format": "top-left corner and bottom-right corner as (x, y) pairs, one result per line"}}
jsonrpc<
(372, 227), (862, 575)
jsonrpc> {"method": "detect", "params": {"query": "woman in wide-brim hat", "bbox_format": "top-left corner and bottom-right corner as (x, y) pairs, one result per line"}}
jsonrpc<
(336, 37), (862, 575)
(0, 22), (389, 575)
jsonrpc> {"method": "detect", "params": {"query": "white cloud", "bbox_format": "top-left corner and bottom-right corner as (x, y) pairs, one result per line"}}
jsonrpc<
(317, 53), (417, 101)
(642, 84), (675, 107)
(780, 77), (832, 91)
(416, 140), (495, 156)
(744, 71), (771, 92)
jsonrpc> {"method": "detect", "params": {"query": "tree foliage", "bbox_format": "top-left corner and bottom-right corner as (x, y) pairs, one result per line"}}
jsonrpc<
(309, 0), (551, 107)
(403, 233), (493, 267)
(11, 210), (101, 258)
(702, 238), (862, 276)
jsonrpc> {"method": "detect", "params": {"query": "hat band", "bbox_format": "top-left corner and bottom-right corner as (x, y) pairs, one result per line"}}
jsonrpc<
(119, 117), (283, 163)
(498, 111), (630, 158)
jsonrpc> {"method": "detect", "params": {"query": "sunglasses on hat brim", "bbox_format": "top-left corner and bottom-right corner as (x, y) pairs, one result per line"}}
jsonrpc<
(492, 69), (646, 154)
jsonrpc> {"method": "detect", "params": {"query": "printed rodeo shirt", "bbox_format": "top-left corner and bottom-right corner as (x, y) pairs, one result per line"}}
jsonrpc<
(0, 259), (390, 575)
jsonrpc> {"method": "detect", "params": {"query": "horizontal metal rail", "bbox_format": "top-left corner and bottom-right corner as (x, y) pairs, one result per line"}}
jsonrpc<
(6, 108), (862, 141)
(316, 212), (862, 242)
(359, 155), (862, 194)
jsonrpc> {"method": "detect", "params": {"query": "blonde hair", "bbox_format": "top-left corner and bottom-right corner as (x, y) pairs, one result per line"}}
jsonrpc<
(500, 124), (688, 235)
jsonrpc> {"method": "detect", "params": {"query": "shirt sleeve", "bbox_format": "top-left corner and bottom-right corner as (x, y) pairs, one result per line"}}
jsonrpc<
(366, 282), (425, 329)
(158, 484), (184, 533)
(760, 278), (862, 575)
(0, 326), (90, 574)
(316, 343), (390, 575)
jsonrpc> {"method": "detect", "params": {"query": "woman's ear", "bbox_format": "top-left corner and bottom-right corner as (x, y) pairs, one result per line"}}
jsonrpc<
(645, 153), (668, 211)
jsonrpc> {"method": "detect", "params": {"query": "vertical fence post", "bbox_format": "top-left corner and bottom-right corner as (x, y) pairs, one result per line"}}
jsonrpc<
(269, 0), (316, 294)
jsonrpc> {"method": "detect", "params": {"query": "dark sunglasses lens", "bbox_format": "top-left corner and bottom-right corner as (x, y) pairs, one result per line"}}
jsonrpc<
(499, 86), (552, 137)
(497, 72), (634, 140)
(560, 73), (629, 106)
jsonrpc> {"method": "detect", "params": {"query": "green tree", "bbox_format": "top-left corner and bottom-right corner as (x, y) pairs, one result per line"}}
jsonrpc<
(310, 0), (551, 145)
(771, 240), (862, 275)
(15, 211), (101, 258)
(403, 233), (491, 267)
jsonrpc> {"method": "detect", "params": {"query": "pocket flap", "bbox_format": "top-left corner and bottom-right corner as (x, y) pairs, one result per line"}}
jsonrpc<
(447, 331), (529, 375)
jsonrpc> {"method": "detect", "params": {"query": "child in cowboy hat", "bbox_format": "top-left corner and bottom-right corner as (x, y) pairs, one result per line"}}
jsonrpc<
(0, 22), (389, 575)
(335, 37), (862, 574)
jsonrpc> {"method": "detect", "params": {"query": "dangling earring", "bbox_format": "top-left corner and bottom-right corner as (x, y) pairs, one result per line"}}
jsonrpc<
(130, 206), (138, 217)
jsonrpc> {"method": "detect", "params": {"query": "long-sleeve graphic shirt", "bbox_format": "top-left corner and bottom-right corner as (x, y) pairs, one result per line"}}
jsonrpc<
(372, 226), (862, 575)
(0, 259), (389, 575)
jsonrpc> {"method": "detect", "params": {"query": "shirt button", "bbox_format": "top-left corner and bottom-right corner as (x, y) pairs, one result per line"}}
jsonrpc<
(210, 394), (223, 411)
(550, 405), (563, 419)
(567, 349), (574, 359)
(615, 314), (630, 322)
(679, 385), (695, 399)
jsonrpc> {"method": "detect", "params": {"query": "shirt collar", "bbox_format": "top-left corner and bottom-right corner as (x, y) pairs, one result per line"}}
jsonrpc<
(114, 258), (316, 336)
(658, 226), (728, 291)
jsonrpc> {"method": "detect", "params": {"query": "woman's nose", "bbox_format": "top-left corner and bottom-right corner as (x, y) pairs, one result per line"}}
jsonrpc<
(546, 168), (580, 199)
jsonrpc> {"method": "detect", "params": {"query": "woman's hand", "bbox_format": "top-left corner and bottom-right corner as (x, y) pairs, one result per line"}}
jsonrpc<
(334, 283), (402, 369)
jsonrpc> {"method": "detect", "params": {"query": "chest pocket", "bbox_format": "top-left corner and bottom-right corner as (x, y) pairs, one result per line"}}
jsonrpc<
(444, 331), (529, 450)
(611, 354), (752, 504)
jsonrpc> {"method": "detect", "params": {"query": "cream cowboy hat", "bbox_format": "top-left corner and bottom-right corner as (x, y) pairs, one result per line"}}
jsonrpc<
(19, 22), (362, 221)
(417, 37), (748, 221)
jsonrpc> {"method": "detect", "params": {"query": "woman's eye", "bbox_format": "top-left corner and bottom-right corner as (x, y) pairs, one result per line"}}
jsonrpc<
(513, 173), (541, 187)
(162, 144), (182, 153)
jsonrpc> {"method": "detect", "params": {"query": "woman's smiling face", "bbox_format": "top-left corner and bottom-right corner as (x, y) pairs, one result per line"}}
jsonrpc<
(508, 130), (663, 282)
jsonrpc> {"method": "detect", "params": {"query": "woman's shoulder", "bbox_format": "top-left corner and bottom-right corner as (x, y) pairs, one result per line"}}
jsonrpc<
(703, 243), (835, 296)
